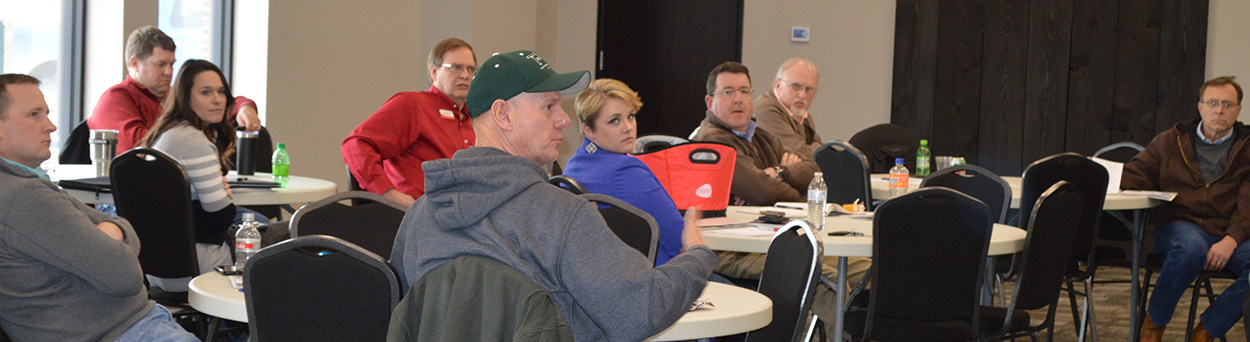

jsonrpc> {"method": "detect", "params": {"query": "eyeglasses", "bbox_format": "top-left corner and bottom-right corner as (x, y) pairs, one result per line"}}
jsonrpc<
(441, 63), (477, 75)
(1201, 100), (1239, 109)
(714, 88), (753, 98)
(779, 79), (817, 94)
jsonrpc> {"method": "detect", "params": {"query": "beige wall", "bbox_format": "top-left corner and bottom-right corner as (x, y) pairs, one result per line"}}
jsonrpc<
(263, 0), (424, 191)
(1208, 0), (1250, 124)
(742, 0), (898, 143)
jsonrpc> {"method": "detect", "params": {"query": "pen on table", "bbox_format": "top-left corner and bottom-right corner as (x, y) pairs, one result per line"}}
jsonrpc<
(775, 204), (804, 210)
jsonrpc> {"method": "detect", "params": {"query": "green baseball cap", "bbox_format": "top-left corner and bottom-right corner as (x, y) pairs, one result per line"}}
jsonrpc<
(466, 50), (592, 118)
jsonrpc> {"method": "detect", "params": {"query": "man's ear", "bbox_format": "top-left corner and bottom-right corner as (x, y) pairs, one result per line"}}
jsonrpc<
(428, 64), (439, 84)
(491, 99), (512, 131)
(127, 55), (140, 72)
(705, 95), (714, 111)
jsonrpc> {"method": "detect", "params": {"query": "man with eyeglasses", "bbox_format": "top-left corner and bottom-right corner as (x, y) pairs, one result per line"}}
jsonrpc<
(342, 38), (477, 206)
(754, 57), (823, 157)
(1126, 76), (1250, 342)
(692, 61), (818, 206)
(693, 62), (870, 338)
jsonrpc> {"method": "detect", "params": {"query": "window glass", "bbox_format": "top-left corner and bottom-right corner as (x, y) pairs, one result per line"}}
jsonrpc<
(159, 0), (223, 74)
(0, 0), (67, 166)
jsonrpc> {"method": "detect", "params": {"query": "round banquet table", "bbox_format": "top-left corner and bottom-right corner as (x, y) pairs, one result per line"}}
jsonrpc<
(51, 164), (337, 206)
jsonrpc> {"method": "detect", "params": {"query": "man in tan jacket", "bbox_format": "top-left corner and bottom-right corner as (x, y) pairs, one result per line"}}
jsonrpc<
(755, 57), (823, 158)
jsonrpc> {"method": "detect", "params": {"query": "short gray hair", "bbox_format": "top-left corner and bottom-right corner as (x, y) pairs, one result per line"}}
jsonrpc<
(0, 74), (41, 120)
(775, 57), (818, 79)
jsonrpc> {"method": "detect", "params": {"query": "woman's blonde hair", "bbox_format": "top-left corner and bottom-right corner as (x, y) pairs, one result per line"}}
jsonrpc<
(574, 78), (643, 130)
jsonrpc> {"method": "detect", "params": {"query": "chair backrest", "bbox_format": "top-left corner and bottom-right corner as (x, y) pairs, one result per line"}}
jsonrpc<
(920, 163), (1012, 224)
(388, 255), (574, 342)
(1020, 153), (1107, 261)
(812, 141), (874, 210)
(245, 235), (401, 342)
(634, 134), (690, 154)
(58, 120), (91, 164)
(346, 164), (364, 191)
(1092, 141), (1145, 163)
(847, 123), (920, 173)
(1010, 181), (1085, 311)
(290, 191), (409, 258)
(548, 175), (588, 195)
(581, 194), (659, 264)
(745, 220), (822, 342)
(864, 187), (991, 340)
(109, 148), (199, 279)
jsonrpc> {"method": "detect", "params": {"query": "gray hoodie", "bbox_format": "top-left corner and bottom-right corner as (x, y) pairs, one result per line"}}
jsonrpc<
(391, 147), (718, 341)
(0, 161), (153, 342)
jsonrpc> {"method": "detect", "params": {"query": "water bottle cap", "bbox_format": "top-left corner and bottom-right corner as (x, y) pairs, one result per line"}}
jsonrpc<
(895, 158), (904, 164)
(920, 139), (928, 145)
(242, 213), (255, 222)
(277, 143), (286, 149)
(814, 172), (822, 177)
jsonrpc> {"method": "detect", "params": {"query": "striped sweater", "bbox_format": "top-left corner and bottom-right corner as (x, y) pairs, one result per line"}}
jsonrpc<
(150, 124), (232, 212)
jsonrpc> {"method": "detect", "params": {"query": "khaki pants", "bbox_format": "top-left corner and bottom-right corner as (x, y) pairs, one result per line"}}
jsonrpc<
(715, 251), (872, 337)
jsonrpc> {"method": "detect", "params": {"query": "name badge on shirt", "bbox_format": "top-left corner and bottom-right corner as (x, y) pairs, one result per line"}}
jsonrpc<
(439, 109), (456, 120)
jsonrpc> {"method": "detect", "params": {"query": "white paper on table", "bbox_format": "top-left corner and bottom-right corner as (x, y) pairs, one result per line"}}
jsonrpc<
(713, 227), (777, 236)
(697, 216), (753, 228)
(1118, 190), (1178, 202)
(1089, 157), (1124, 194)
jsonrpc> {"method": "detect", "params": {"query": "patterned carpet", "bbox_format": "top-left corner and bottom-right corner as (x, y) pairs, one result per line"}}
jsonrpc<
(1016, 266), (1244, 342)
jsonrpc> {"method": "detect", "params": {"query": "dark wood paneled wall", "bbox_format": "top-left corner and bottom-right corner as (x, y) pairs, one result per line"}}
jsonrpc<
(891, 0), (1208, 176)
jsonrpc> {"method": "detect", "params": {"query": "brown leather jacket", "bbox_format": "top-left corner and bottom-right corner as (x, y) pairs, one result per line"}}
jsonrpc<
(692, 112), (818, 205)
(753, 90), (823, 158)
(1121, 118), (1250, 243)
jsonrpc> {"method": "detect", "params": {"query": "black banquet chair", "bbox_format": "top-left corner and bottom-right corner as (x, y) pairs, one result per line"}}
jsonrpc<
(549, 175), (589, 195)
(1019, 153), (1108, 341)
(845, 187), (993, 341)
(745, 220), (823, 342)
(979, 181), (1085, 341)
(847, 123), (920, 173)
(633, 134), (689, 153)
(289, 191), (409, 259)
(812, 140), (874, 210)
(244, 235), (402, 342)
(581, 193), (659, 264)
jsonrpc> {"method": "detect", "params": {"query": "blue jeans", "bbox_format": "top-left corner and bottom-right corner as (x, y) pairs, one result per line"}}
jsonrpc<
(1147, 221), (1250, 337)
(114, 305), (200, 342)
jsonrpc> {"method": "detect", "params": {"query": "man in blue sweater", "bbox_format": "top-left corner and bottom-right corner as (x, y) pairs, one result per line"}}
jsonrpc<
(0, 74), (197, 341)
(390, 51), (718, 341)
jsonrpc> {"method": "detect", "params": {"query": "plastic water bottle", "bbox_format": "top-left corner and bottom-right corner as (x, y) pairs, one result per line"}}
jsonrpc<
(807, 172), (827, 231)
(234, 213), (262, 270)
(272, 143), (290, 187)
(916, 139), (931, 176)
(889, 158), (909, 198)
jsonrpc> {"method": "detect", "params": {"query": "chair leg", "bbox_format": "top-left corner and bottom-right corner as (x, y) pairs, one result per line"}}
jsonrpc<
(1065, 280), (1082, 339)
(1084, 278), (1099, 342)
(205, 316), (220, 342)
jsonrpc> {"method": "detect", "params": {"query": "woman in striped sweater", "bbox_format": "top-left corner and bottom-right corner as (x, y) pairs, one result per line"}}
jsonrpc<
(137, 59), (265, 290)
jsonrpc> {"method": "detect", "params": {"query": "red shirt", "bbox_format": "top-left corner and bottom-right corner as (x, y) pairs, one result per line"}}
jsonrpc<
(88, 77), (162, 154)
(341, 86), (474, 199)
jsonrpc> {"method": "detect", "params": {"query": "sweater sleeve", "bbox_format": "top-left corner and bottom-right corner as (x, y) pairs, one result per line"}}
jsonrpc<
(342, 94), (421, 195)
(1121, 134), (1165, 191)
(153, 126), (234, 212)
(613, 159), (685, 265)
(555, 202), (717, 341)
(1, 182), (144, 297)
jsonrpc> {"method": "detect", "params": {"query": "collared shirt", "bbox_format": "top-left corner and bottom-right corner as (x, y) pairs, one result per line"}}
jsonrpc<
(1197, 122), (1234, 145)
(731, 121), (758, 142)
(1, 157), (49, 181)
(341, 86), (475, 199)
(88, 77), (163, 155)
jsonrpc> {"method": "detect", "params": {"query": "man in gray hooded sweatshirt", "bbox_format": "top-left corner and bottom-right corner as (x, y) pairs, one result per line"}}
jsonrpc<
(390, 50), (719, 341)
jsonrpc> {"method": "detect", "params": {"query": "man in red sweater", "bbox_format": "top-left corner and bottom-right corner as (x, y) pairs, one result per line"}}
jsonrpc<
(341, 38), (477, 206)
(89, 26), (262, 154)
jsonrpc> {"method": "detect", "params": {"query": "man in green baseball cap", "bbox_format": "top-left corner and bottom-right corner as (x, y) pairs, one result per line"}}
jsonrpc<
(390, 51), (718, 341)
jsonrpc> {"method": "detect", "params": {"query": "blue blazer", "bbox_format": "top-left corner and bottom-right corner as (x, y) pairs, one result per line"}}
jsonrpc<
(564, 138), (684, 266)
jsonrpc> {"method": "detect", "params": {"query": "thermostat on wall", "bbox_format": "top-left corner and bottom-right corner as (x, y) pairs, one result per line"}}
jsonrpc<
(792, 27), (810, 42)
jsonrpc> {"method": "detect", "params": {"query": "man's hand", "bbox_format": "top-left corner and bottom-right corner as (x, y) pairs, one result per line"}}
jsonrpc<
(96, 222), (124, 241)
(1205, 236), (1237, 271)
(236, 105), (262, 132)
(781, 152), (801, 166)
(382, 189), (416, 207)
(681, 206), (706, 252)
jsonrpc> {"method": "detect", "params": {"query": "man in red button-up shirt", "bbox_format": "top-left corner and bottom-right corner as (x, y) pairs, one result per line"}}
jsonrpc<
(342, 38), (477, 206)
